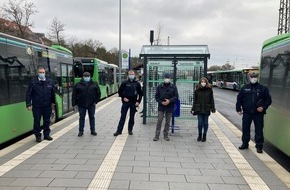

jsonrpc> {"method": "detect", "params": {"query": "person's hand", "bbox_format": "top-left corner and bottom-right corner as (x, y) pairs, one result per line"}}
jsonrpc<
(257, 107), (263, 112)
(135, 102), (139, 107)
(123, 97), (129, 102)
(73, 106), (78, 111)
(237, 111), (243, 115)
(162, 99), (170, 106)
(27, 106), (32, 111)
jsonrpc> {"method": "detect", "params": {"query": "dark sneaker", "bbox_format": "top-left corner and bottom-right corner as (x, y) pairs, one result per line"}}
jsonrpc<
(91, 131), (97, 136)
(36, 136), (42, 143)
(44, 136), (53, 141)
(113, 131), (122, 136)
(164, 136), (170, 141)
(238, 144), (249, 150)
(153, 136), (159, 141)
(128, 131), (133, 135)
(78, 132), (83, 137)
(257, 148), (263, 154)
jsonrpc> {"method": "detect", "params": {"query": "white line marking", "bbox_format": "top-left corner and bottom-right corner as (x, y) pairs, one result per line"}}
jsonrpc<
(214, 111), (290, 189)
(209, 113), (270, 190)
(0, 98), (118, 176)
(87, 118), (129, 190)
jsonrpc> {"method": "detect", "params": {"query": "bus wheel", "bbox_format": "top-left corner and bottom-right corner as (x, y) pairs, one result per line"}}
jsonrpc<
(50, 106), (57, 125)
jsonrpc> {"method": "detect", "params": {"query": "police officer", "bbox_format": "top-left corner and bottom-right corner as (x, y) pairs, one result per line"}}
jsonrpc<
(26, 67), (55, 142)
(236, 71), (272, 153)
(72, 72), (101, 137)
(114, 70), (143, 136)
(153, 73), (179, 141)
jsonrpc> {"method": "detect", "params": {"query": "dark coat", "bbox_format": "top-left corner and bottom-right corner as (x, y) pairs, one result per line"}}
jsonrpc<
(72, 79), (101, 107)
(118, 79), (143, 103)
(26, 77), (55, 108)
(236, 82), (272, 114)
(192, 86), (215, 115)
(155, 82), (179, 112)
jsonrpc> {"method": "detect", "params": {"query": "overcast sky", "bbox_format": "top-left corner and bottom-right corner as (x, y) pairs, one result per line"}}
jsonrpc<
(3, 0), (280, 67)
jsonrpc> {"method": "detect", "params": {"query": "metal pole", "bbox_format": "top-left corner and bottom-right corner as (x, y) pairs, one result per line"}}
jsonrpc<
(118, 0), (122, 83)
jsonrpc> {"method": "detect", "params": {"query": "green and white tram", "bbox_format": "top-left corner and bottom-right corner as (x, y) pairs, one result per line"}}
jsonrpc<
(0, 32), (74, 146)
(260, 33), (290, 157)
(73, 57), (119, 99)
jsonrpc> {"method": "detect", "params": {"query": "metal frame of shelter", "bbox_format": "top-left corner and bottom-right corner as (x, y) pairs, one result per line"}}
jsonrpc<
(139, 45), (210, 125)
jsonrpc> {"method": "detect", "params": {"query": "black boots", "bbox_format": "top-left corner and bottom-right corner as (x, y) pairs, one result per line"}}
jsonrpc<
(197, 133), (206, 142)
(201, 133), (206, 142)
(197, 134), (202, 141)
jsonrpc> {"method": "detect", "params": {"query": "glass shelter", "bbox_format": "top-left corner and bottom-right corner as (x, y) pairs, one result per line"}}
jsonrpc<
(139, 45), (210, 124)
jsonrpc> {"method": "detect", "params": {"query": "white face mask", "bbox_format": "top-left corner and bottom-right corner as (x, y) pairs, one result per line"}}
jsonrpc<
(164, 78), (170, 83)
(250, 78), (258, 84)
(128, 75), (135, 80)
(201, 82), (206, 87)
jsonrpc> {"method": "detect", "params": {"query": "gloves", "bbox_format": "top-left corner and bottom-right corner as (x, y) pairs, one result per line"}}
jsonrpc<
(190, 110), (197, 115)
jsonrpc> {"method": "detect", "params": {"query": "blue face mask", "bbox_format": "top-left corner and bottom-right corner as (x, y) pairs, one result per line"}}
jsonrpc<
(38, 73), (45, 79)
(128, 75), (135, 80)
(84, 77), (90, 82)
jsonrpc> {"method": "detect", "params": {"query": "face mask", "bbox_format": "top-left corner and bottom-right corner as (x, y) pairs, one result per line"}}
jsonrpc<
(250, 78), (258, 84)
(38, 73), (45, 79)
(84, 77), (90, 82)
(201, 82), (206, 87)
(164, 78), (170, 83)
(129, 75), (135, 80)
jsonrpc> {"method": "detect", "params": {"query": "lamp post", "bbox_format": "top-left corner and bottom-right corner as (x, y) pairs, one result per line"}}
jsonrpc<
(118, 0), (122, 83)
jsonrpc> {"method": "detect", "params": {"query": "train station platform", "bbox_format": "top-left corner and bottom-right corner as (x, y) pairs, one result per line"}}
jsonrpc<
(0, 95), (289, 190)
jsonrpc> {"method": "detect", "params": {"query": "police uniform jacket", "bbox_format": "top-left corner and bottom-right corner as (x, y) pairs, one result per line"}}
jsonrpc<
(72, 79), (101, 107)
(155, 82), (179, 112)
(118, 79), (142, 103)
(236, 82), (272, 114)
(192, 86), (215, 115)
(26, 77), (56, 108)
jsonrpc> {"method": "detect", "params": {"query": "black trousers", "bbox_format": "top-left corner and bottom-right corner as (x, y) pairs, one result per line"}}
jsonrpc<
(117, 102), (136, 133)
(242, 112), (264, 149)
(32, 106), (52, 138)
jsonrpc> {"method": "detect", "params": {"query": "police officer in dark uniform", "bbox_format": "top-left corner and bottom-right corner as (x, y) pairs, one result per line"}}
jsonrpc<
(72, 72), (101, 137)
(236, 71), (272, 153)
(153, 73), (179, 141)
(114, 70), (142, 136)
(26, 67), (55, 142)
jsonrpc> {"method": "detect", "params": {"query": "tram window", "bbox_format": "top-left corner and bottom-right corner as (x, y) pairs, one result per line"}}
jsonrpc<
(0, 66), (9, 106)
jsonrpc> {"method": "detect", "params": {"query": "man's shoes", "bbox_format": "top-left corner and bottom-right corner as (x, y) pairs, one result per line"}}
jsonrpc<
(91, 131), (97, 136)
(113, 131), (122, 136)
(238, 144), (249, 150)
(164, 136), (170, 141)
(257, 148), (263, 154)
(44, 136), (53, 141)
(36, 136), (42, 143)
(153, 136), (159, 141)
(128, 131), (133, 135)
(78, 132), (83, 137)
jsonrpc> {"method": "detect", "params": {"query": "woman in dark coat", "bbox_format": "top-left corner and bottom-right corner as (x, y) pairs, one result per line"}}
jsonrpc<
(191, 77), (216, 142)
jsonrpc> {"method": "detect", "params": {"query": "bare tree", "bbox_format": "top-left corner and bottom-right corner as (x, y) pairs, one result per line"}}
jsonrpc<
(48, 17), (65, 45)
(2, 0), (37, 38)
(155, 22), (165, 45)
